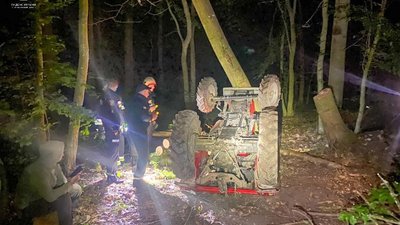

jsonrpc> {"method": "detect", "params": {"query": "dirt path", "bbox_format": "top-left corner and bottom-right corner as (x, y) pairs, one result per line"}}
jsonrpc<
(73, 114), (381, 225)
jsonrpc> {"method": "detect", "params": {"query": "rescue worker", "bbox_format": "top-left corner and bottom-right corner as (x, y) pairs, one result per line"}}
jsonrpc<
(143, 76), (158, 150)
(143, 76), (157, 93)
(98, 77), (126, 184)
(15, 141), (82, 225)
(126, 82), (158, 180)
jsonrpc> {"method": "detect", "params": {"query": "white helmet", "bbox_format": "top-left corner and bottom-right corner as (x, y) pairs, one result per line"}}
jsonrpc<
(143, 76), (157, 92)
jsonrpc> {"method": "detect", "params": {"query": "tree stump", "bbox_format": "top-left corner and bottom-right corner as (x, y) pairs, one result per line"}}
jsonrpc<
(313, 88), (357, 149)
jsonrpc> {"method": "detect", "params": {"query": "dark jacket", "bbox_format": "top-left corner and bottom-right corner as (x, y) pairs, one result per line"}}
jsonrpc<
(98, 88), (124, 141)
(126, 91), (152, 135)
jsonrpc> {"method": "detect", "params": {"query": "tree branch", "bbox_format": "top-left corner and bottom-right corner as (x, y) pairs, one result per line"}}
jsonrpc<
(277, 0), (290, 48)
(378, 173), (400, 211)
(94, 0), (160, 25)
(292, 205), (315, 225)
(166, 0), (184, 42)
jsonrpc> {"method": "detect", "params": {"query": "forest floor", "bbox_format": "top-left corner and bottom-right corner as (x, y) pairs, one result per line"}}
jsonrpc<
(73, 112), (388, 225)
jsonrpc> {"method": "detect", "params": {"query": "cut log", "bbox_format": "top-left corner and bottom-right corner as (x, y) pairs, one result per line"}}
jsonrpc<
(313, 88), (357, 149)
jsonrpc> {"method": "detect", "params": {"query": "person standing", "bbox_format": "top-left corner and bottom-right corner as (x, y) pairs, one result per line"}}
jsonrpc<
(98, 77), (125, 184)
(126, 83), (158, 180)
(143, 76), (158, 152)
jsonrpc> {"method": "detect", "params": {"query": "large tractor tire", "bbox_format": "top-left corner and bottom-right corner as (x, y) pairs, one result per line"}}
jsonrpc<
(196, 77), (218, 113)
(256, 110), (279, 189)
(256, 75), (281, 190)
(169, 110), (201, 180)
(258, 74), (281, 110)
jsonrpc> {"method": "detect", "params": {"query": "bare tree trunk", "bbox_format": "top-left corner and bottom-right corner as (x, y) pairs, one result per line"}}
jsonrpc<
(280, 32), (288, 117)
(286, 0), (297, 117)
(181, 0), (192, 106)
(268, 9), (277, 49)
(124, 10), (135, 96)
(328, 0), (350, 108)
(167, 0), (192, 107)
(89, 0), (94, 73)
(189, 3), (196, 103)
(35, 0), (47, 143)
(354, 0), (387, 134)
(65, 0), (89, 172)
(314, 88), (356, 149)
(317, 0), (329, 134)
(297, 44), (305, 105)
(157, 13), (164, 85)
(297, 2), (305, 105)
(192, 0), (251, 88)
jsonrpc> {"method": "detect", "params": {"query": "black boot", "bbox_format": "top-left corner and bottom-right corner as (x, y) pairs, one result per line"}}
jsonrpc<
(107, 175), (124, 184)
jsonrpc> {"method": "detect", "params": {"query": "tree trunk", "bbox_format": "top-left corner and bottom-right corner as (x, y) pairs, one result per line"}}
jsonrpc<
(297, 2), (305, 105)
(317, 0), (329, 134)
(189, 3), (196, 103)
(297, 44), (305, 105)
(192, 0), (251, 88)
(149, 36), (153, 68)
(354, 0), (387, 134)
(286, 0), (297, 117)
(35, 0), (47, 143)
(124, 11), (135, 97)
(313, 88), (356, 149)
(157, 13), (164, 85)
(328, 0), (350, 108)
(181, 0), (192, 106)
(167, 0), (192, 107)
(65, 0), (89, 172)
(89, 0), (94, 75)
(280, 32), (288, 117)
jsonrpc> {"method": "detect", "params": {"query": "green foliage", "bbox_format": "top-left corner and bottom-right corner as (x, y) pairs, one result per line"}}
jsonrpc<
(375, 22), (400, 75)
(149, 152), (171, 169)
(158, 170), (176, 179)
(339, 182), (400, 224)
(149, 152), (175, 179)
(0, 0), (92, 146)
(351, 3), (400, 76)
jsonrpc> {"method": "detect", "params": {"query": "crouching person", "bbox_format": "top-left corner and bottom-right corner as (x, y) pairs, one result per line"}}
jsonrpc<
(14, 141), (82, 225)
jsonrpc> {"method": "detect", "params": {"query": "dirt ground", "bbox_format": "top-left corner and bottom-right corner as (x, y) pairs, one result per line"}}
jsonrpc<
(73, 113), (387, 225)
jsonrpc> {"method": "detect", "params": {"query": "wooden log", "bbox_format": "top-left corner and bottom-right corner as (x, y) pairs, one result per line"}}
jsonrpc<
(152, 130), (172, 138)
(313, 88), (357, 149)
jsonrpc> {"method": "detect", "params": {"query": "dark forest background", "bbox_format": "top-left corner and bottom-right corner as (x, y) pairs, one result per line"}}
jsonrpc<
(0, 0), (400, 223)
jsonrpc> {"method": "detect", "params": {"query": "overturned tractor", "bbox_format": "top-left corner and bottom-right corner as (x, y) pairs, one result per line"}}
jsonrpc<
(169, 75), (281, 195)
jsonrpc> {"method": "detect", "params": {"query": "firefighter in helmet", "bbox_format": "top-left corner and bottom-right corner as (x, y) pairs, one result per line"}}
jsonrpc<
(126, 76), (159, 180)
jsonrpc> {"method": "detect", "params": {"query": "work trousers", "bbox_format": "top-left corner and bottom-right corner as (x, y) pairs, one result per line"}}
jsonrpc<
(104, 136), (120, 176)
(129, 132), (149, 178)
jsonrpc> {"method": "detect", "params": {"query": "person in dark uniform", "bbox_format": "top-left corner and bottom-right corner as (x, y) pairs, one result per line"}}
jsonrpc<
(98, 77), (125, 184)
(126, 83), (158, 180)
(143, 76), (158, 153)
